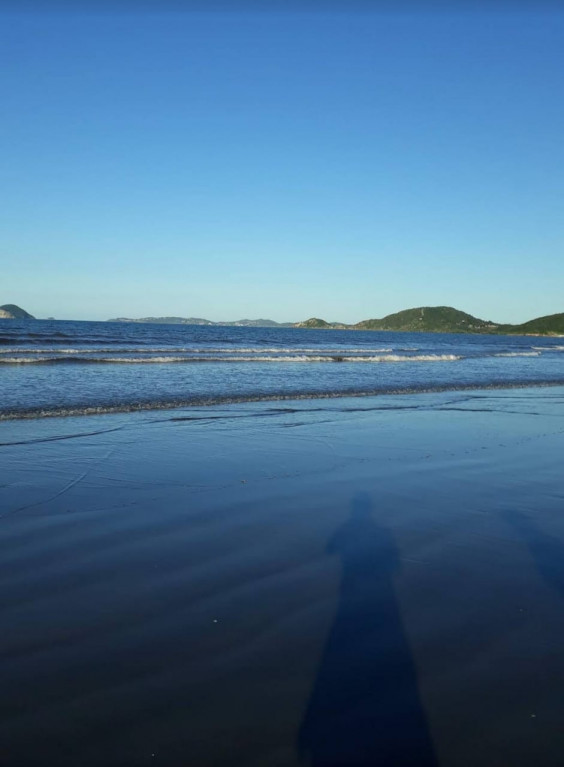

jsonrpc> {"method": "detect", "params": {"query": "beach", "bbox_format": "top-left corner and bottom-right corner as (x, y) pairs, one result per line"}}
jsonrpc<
(2, 387), (564, 765)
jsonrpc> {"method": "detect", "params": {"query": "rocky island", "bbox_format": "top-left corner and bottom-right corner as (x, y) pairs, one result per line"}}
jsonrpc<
(0, 304), (35, 319)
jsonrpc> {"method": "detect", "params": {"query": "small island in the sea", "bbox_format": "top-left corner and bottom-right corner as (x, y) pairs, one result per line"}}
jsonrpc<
(0, 304), (35, 319)
(108, 316), (294, 327)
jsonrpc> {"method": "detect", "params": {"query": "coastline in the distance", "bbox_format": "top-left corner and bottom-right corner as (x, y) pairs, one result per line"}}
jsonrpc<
(3, 302), (564, 335)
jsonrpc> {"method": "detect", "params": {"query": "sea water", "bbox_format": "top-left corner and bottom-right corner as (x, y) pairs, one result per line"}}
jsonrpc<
(2, 319), (564, 419)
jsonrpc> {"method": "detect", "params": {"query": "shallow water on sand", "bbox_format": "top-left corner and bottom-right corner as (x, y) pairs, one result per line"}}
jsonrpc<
(2, 388), (564, 765)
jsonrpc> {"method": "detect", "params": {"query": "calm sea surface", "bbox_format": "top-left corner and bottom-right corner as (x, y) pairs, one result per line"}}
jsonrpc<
(2, 319), (564, 419)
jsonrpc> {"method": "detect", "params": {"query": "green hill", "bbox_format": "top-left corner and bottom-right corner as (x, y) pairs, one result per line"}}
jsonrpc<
(293, 306), (564, 335)
(354, 306), (496, 333)
(294, 317), (348, 329)
(0, 303), (35, 319)
(508, 313), (564, 336)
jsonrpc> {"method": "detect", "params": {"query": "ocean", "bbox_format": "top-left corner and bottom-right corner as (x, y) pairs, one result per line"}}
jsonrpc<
(2, 318), (564, 419)
(4, 319), (564, 766)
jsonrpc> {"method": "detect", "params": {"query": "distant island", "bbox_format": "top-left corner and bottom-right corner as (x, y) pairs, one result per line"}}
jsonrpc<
(3, 303), (564, 335)
(108, 317), (294, 327)
(0, 304), (35, 319)
(109, 306), (564, 336)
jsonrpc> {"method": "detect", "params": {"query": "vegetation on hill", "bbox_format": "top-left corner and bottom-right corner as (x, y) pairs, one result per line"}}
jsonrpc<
(293, 306), (564, 335)
(507, 313), (564, 335)
(355, 306), (496, 332)
(294, 317), (348, 329)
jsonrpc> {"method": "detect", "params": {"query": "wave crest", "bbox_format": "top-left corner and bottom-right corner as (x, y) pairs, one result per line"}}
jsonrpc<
(0, 353), (462, 365)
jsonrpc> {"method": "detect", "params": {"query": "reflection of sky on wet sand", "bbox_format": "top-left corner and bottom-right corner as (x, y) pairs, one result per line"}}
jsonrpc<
(3, 392), (564, 765)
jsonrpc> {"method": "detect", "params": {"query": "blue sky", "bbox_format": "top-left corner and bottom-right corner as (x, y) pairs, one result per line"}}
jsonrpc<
(1, 3), (563, 323)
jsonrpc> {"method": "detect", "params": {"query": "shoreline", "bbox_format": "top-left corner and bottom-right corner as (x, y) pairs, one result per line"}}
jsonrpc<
(2, 387), (564, 765)
(3, 378), (564, 422)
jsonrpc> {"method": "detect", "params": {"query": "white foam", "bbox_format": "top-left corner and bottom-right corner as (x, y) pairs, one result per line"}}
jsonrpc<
(0, 357), (49, 364)
(494, 351), (541, 357)
(99, 353), (462, 363)
(0, 352), (463, 365)
(0, 348), (82, 354)
(0, 345), (395, 356)
(347, 354), (461, 363)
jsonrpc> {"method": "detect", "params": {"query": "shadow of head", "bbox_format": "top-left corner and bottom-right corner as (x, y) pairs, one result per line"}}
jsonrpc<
(327, 493), (398, 577)
(351, 491), (373, 518)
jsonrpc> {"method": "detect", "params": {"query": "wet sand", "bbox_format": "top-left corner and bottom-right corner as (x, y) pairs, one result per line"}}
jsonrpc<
(2, 387), (564, 766)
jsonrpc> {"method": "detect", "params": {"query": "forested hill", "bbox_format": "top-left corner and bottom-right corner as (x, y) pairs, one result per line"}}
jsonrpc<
(506, 313), (564, 335)
(354, 306), (495, 332)
(296, 306), (564, 335)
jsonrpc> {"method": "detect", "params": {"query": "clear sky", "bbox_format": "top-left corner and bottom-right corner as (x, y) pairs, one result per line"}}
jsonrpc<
(1, 2), (563, 323)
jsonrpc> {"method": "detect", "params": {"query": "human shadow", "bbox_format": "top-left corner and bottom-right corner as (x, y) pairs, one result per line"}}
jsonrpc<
(503, 509), (564, 599)
(298, 494), (437, 767)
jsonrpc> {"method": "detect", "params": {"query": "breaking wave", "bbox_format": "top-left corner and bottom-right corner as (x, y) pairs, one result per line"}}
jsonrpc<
(0, 345), (395, 355)
(0, 353), (462, 365)
(494, 351), (541, 358)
